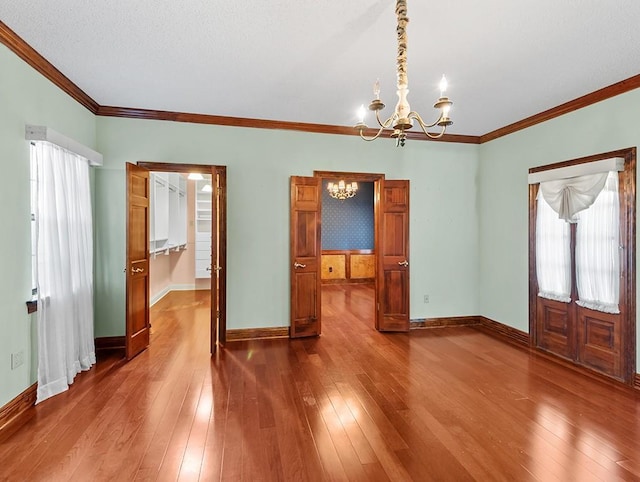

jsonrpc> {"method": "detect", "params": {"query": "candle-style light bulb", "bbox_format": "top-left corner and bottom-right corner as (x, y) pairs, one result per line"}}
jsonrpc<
(373, 79), (381, 100)
(442, 105), (451, 118)
(439, 75), (448, 97)
(357, 104), (366, 124)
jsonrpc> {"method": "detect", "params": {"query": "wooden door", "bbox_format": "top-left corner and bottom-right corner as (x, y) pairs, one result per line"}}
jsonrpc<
(536, 297), (574, 360)
(530, 149), (636, 384)
(377, 180), (410, 332)
(290, 176), (321, 338)
(215, 167), (227, 346)
(577, 307), (624, 380)
(209, 168), (219, 353)
(210, 167), (228, 352)
(126, 163), (151, 360)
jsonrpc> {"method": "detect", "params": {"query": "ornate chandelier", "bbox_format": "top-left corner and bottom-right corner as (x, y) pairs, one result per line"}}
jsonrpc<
(327, 181), (358, 200)
(355, 0), (453, 147)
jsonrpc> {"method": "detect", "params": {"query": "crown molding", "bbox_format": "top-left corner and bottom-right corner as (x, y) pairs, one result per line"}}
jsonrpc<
(480, 73), (640, 143)
(0, 21), (99, 113)
(2, 20), (639, 145)
(95, 105), (481, 144)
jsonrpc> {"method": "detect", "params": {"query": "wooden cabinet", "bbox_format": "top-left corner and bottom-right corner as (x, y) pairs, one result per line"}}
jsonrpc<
(195, 178), (212, 278)
(150, 172), (187, 254)
(321, 250), (375, 283)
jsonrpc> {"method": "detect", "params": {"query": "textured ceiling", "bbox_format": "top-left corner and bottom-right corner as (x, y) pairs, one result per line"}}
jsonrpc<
(2, 1), (640, 136)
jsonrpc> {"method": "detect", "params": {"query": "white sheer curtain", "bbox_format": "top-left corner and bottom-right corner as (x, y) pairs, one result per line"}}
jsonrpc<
(33, 142), (95, 404)
(576, 171), (620, 313)
(536, 192), (572, 302)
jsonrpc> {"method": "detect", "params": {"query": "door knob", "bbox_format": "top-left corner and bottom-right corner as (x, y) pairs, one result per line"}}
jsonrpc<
(294, 262), (307, 269)
(398, 260), (409, 267)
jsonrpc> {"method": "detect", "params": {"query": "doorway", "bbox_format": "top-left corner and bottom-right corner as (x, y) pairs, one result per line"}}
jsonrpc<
(289, 171), (410, 338)
(320, 176), (376, 330)
(126, 162), (227, 359)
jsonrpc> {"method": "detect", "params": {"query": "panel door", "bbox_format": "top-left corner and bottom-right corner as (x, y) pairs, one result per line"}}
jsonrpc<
(126, 163), (150, 360)
(577, 306), (623, 380)
(209, 167), (228, 352)
(377, 180), (410, 332)
(536, 297), (574, 360)
(290, 176), (321, 338)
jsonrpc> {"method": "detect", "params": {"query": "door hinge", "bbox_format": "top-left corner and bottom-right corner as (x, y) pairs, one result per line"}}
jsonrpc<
(216, 310), (221, 320)
(216, 187), (223, 196)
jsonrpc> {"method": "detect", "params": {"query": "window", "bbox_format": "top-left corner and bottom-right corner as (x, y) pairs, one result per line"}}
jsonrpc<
(535, 192), (571, 302)
(529, 150), (635, 382)
(30, 143), (38, 297)
(535, 170), (620, 312)
(575, 171), (620, 313)
(30, 140), (96, 403)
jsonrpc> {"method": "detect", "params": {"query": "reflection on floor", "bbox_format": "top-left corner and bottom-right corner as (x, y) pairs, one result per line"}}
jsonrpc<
(321, 283), (375, 332)
(2, 288), (640, 480)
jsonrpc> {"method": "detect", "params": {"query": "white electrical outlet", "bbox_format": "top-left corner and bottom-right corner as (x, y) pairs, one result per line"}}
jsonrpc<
(11, 351), (24, 370)
(424, 294), (430, 304)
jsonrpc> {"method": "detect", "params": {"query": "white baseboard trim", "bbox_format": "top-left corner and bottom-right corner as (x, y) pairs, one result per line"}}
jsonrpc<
(169, 284), (197, 292)
(150, 284), (197, 307)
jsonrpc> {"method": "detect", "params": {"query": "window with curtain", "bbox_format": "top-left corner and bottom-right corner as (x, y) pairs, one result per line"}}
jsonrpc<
(536, 193), (571, 302)
(575, 171), (620, 313)
(31, 141), (96, 404)
(535, 170), (620, 313)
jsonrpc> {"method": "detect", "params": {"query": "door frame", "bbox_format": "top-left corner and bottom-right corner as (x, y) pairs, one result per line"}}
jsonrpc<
(528, 147), (636, 384)
(313, 170), (385, 329)
(137, 162), (227, 348)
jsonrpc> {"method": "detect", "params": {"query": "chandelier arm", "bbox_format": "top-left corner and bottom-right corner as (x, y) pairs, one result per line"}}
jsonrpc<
(375, 110), (395, 129)
(409, 111), (441, 130)
(413, 116), (447, 139)
(358, 124), (388, 142)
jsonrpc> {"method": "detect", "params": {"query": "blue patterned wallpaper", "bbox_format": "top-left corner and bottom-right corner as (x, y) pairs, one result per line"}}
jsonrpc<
(322, 181), (374, 250)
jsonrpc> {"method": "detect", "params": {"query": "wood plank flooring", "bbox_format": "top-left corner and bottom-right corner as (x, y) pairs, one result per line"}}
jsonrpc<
(2, 285), (640, 481)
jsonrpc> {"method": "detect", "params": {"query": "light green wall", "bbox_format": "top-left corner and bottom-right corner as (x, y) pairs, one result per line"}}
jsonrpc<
(0, 45), (96, 407)
(478, 88), (640, 368)
(94, 118), (480, 336)
(3, 37), (637, 410)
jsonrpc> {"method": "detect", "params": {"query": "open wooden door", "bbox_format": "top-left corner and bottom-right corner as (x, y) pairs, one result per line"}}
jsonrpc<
(209, 166), (227, 353)
(290, 176), (321, 338)
(126, 162), (151, 359)
(377, 179), (410, 332)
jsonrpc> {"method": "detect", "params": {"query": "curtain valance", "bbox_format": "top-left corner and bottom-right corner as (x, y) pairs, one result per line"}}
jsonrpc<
(539, 173), (608, 222)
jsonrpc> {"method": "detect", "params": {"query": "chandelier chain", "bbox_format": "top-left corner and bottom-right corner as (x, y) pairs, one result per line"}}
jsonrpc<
(396, 0), (408, 87)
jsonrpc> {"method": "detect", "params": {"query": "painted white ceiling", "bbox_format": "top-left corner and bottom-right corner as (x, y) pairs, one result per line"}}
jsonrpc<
(2, 1), (640, 136)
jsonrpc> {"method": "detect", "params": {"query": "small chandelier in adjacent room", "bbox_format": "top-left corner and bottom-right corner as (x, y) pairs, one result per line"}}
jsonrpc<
(355, 0), (454, 147)
(327, 181), (358, 200)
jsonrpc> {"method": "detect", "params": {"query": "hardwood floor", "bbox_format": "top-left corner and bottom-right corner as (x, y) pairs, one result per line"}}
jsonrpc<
(2, 286), (640, 481)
